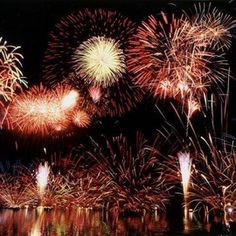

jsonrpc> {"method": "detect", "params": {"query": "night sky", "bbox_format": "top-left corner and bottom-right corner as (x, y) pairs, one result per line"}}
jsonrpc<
(0, 0), (236, 163)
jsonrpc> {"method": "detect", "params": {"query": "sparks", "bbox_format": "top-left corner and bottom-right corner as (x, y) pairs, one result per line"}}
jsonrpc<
(178, 152), (192, 199)
(0, 38), (27, 103)
(36, 162), (50, 197)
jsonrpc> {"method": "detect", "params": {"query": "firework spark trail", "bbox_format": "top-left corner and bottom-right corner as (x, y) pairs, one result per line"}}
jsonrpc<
(186, 3), (236, 50)
(188, 138), (236, 222)
(178, 152), (192, 200)
(85, 133), (172, 213)
(36, 162), (50, 198)
(0, 163), (37, 208)
(43, 9), (144, 117)
(0, 38), (27, 103)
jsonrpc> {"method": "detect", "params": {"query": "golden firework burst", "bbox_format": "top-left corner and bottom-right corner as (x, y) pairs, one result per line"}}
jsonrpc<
(73, 36), (125, 87)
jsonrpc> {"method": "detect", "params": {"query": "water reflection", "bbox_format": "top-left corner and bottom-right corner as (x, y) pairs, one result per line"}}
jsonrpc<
(0, 208), (229, 236)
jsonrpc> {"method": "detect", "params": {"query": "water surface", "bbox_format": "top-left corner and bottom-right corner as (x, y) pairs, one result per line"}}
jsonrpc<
(0, 208), (221, 236)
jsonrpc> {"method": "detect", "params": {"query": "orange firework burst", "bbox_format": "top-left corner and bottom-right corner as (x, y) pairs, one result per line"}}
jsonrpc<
(43, 9), (144, 117)
(6, 84), (80, 136)
(186, 3), (236, 50)
(0, 38), (27, 103)
(73, 110), (91, 128)
(127, 11), (229, 110)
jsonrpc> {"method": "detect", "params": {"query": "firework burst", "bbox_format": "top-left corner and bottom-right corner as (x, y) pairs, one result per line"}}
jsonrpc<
(127, 11), (230, 111)
(73, 36), (125, 88)
(43, 9), (144, 117)
(0, 38), (27, 103)
(189, 138), (236, 221)
(73, 110), (91, 128)
(6, 84), (81, 136)
(0, 163), (37, 208)
(36, 162), (50, 198)
(84, 133), (172, 213)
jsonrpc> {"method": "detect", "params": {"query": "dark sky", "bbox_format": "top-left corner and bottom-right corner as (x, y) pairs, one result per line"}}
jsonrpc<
(0, 0), (236, 162)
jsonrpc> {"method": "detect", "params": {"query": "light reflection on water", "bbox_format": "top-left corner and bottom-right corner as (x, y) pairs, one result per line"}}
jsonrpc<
(0, 208), (208, 236)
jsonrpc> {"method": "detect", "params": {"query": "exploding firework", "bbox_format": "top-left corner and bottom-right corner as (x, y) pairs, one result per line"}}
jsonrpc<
(188, 138), (236, 224)
(84, 133), (172, 213)
(37, 173), (73, 208)
(73, 110), (91, 128)
(0, 38), (27, 103)
(36, 162), (50, 197)
(6, 84), (82, 136)
(43, 9), (144, 117)
(73, 36), (125, 88)
(178, 152), (192, 200)
(127, 11), (229, 110)
(186, 3), (236, 50)
(0, 163), (36, 208)
(43, 9), (134, 85)
(71, 168), (112, 209)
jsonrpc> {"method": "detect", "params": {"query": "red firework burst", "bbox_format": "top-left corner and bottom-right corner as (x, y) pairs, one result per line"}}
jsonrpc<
(127, 11), (230, 110)
(43, 9), (144, 117)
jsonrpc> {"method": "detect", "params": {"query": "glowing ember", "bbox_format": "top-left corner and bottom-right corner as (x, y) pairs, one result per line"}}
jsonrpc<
(127, 10), (229, 109)
(43, 9), (143, 118)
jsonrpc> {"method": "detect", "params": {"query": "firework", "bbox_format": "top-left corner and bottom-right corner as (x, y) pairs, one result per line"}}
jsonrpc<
(127, 11), (229, 109)
(0, 163), (37, 208)
(0, 174), (36, 208)
(72, 169), (113, 209)
(6, 84), (81, 136)
(38, 173), (73, 208)
(188, 138), (236, 225)
(186, 3), (236, 50)
(36, 162), (50, 197)
(73, 110), (91, 128)
(43, 9), (143, 117)
(73, 36), (125, 88)
(0, 38), (27, 103)
(178, 152), (192, 200)
(84, 134), (171, 213)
